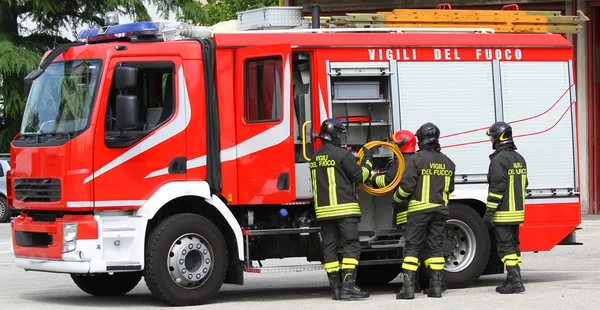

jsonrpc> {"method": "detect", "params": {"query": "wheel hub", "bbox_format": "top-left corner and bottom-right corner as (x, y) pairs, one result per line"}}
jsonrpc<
(168, 233), (213, 288)
(444, 219), (476, 273)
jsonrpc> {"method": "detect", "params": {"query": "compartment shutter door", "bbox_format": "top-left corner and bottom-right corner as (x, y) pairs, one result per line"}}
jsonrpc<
(397, 62), (496, 175)
(500, 61), (575, 190)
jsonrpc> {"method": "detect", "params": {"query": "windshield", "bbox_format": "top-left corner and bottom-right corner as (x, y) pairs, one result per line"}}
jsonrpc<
(20, 60), (102, 135)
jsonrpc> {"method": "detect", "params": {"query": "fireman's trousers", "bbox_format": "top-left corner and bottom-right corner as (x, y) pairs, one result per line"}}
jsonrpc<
(321, 217), (361, 272)
(402, 207), (448, 272)
(495, 224), (522, 267)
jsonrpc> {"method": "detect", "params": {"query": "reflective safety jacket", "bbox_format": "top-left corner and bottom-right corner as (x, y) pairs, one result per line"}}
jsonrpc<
(486, 145), (528, 224)
(310, 143), (372, 221)
(393, 148), (456, 214)
(371, 153), (414, 225)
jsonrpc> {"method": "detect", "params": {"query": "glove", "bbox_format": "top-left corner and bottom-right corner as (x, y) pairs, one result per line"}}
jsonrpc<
(361, 146), (374, 159)
(483, 210), (495, 229)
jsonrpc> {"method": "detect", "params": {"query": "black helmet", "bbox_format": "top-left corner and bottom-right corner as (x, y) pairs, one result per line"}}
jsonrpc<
(486, 121), (514, 149)
(415, 122), (440, 146)
(319, 118), (346, 144)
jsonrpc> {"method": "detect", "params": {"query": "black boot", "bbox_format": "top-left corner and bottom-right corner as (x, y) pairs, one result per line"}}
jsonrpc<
(414, 268), (422, 293)
(496, 265), (525, 294)
(327, 271), (342, 300)
(427, 270), (443, 298)
(340, 269), (370, 300)
(396, 270), (415, 299)
(422, 268), (447, 295)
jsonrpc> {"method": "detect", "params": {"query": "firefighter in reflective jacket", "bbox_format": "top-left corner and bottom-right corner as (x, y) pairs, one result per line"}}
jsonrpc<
(310, 118), (373, 301)
(484, 121), (527, 294)
(394, 122), (456, 300)
(370, 130), (417, 229)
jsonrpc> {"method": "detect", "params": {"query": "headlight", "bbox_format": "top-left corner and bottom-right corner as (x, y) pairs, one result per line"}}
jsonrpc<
(62, 223), (78, 253)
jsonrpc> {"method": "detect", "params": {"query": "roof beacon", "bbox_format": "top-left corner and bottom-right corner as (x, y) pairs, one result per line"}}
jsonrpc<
(77, 12), (159, 43)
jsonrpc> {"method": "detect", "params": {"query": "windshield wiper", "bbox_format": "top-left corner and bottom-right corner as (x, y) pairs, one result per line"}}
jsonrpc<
(20, 132), (74, 144)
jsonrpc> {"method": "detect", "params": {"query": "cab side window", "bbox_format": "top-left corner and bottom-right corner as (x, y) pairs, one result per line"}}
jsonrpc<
(104, 61), (175, 147)
(245, 57), (283, 123)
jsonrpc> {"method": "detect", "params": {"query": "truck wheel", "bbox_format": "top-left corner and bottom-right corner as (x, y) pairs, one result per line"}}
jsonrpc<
(144, 213), (228, 306)
(440, 203), (491, 288)
(0, 196), (10, 223)
(71, 272), (142, 296)
(356, 264), (403, 286)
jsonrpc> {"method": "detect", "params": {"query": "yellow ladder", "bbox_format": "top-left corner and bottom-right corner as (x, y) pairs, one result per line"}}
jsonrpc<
(319, 3), (588, 34)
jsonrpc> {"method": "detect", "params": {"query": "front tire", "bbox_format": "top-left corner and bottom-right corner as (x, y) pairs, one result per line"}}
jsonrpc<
(0, 196), (11, 223)
(144, 213), (228, 306)
(71, 272), (142, 296)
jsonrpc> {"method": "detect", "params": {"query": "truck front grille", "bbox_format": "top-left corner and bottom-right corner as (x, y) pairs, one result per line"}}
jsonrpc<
(14, 179), (61, 202)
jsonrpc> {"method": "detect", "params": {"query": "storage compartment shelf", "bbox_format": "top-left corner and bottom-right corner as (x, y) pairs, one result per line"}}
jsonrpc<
(332, 99), (390, 104)
(343, 122), (389, 127)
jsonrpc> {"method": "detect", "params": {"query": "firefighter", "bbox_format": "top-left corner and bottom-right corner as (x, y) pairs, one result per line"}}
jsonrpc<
(370, 130), (417, 230)
(394, 122), (456, 299)
(310, 118), (374, 301)
(483, 121), (527, 294)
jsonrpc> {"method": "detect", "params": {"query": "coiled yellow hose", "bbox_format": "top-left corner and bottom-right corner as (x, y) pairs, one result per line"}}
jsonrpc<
(356, 141), (405, 196)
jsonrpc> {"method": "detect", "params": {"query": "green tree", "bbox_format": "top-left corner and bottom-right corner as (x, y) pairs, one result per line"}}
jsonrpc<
(199, 0), (278, 26)
(0, 0), (208, 152)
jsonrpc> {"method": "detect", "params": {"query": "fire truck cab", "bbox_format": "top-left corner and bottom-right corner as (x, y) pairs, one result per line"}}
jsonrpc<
(8, 7), (582, 306)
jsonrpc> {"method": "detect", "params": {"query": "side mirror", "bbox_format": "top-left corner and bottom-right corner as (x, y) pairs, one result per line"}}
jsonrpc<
(115, 66), (138, 90)
(116, 95), (139, 130)
(23, 68), (44, 97)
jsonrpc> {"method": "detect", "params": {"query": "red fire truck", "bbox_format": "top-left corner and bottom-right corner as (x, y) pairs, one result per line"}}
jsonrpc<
(8, 6), (582, 306)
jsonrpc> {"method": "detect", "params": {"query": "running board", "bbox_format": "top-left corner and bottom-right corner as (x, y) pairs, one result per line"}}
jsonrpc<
(243, 259), (404, 273)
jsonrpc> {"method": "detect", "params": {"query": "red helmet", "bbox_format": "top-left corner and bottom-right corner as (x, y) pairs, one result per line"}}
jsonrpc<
(391, 130), (417, 153)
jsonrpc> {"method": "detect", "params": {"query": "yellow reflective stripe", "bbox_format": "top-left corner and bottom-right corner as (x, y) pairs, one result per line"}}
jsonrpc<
(393, 193), (402, 203)
(327, 167), (337, 205)
(442, 176), (450, 205)
(489, 192), (503, 199)
(341, 258), (359, 269)
(315, 203), (362, 219)
(324, 261), (340, 272)
(398, 187), (411, 198)
(486, 202), (498, 209)
(311, 169), (318, 208)
(402, 256), (420, 271)
(521, 175), (527, 206)
(361, 167), (370, 182)
(376, 175), (386, 188)
(426, 257), (445, 270)
(502, 254), (519, 266)
(422, 175), (431, 203)
(396, 212), (407, 224)
(408, 201), (441, 213)
(342, 258), (358, 265)
(365, 159), (373, 168)
(509, 174), (515, 212)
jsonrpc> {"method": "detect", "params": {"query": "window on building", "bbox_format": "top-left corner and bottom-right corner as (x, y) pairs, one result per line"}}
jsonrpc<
(245, 57), (283, 123)
(104, 62), (175, 147)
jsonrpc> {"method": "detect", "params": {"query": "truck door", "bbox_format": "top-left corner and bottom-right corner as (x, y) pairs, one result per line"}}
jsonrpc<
(90, 56), (186, 208)
(234, 44), (295, 204)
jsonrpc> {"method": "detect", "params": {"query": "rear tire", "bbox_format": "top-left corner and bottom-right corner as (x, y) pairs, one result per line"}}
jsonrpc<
(356, 264), (403, 286)
(419, 203), (491, 289)
(71, 272), (142, 296)
(144, 213), (228, 306)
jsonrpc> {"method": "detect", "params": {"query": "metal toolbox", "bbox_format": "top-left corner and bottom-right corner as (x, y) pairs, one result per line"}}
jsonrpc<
(237, 6), (304, 30)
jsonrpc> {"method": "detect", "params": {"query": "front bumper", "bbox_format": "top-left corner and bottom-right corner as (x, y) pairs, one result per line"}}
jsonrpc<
(12, 213), (147, 273)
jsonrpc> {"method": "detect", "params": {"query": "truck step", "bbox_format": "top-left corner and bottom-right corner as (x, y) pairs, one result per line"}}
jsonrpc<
(243, 227), (321, 236)
(243, 259), (405, 273)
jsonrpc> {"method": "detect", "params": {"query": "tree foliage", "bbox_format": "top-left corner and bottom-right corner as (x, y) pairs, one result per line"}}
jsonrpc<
(0, 0), (278, 152)
(199, 0), (278, 26)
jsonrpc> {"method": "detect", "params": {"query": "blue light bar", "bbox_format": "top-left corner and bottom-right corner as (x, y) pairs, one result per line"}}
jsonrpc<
(77, 21), (159, 43)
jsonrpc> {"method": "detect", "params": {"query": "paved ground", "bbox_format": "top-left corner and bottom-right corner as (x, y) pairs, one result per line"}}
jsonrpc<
(2, 217), (600, 309)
